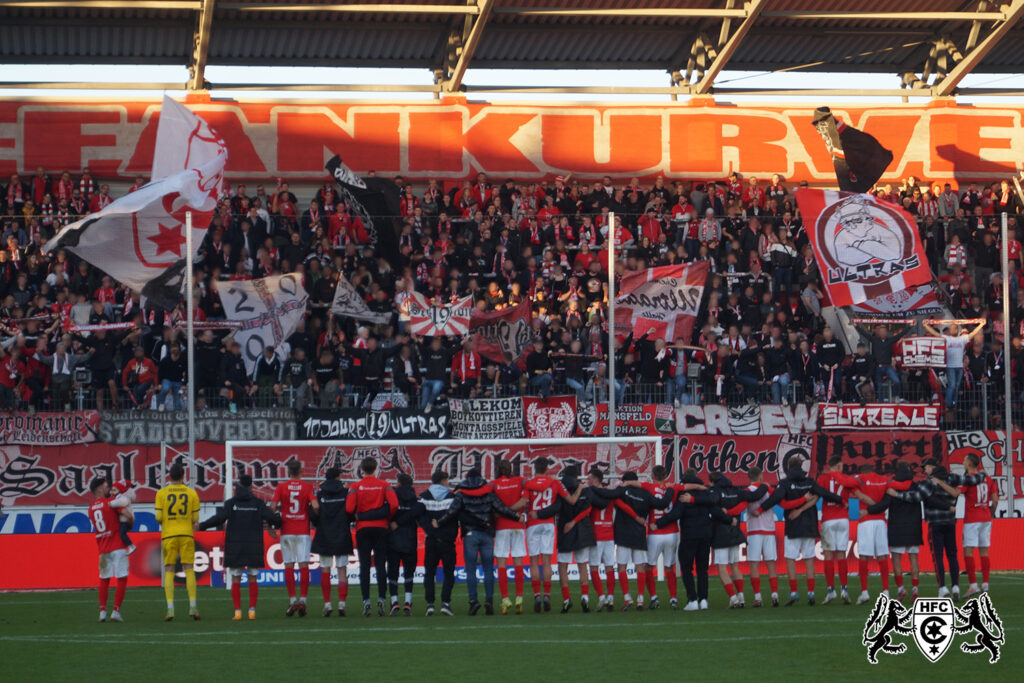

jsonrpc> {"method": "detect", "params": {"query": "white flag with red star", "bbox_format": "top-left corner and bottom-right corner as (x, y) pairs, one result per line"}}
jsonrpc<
(44, 96), (226, 310)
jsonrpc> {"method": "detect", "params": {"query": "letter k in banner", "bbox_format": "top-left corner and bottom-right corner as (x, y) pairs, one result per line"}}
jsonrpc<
(614, 261), (709, 341)
(795, 189), (932, 307)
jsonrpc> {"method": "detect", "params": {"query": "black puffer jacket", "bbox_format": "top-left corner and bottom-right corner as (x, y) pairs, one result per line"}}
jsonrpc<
(438, 475), (521, 537)
(656, 473), (718, 540)
(310, 479), (389, 557)
(198, 486), (280, 568)
(538, 474), (595, 552)
(710, 474), (767, 549)
(592, 482), (670, 550)
(387, 484), (420, 554)
(760, 466), (843, 539)
(866, 466), (922, 547)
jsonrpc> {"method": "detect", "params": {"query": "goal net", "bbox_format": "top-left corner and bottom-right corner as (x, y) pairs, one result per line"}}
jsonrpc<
(223, 437), (664, 501)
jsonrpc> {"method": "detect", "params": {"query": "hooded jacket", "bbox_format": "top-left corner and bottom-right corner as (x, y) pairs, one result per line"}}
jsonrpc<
(198, 486), (280, 568)
(438, 475), (521, 537)
(591, 482), (671, 550)
(760, 466), (844, 538)
(710, 474), (767, 549)
(387, 483), (420, 554)
(416, 485), (459, 542)
(656, 473), (719, 540)
(865, 466), (920, 547)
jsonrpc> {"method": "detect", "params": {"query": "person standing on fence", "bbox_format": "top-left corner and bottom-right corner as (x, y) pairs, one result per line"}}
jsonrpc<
(922, 319), (985, 410)
(854, 323), (910, 403)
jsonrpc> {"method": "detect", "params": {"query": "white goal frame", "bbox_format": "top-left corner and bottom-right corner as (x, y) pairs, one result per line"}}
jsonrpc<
(224, 437), (664, 501)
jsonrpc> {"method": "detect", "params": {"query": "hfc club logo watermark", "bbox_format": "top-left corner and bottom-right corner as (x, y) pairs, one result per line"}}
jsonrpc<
(862, 593), (1004, 664)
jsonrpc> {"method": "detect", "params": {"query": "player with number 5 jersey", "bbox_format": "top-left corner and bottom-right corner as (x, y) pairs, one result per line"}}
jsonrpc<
(154, 462), (201, 621)
(271, 460), (320, 617)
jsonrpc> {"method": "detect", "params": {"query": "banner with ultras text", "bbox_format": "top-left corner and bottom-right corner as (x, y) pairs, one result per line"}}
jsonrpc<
(2, 100), (1019, 183)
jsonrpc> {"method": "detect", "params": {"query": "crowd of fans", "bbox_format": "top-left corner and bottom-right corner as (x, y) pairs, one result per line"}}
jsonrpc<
(1, 166), (1023, 429)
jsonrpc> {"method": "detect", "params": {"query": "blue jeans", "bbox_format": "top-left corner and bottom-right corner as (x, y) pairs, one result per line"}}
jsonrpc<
(614, 380), (626, 405)
(158, 380), (183, 410)
(875, 365), (901, 402)
(419, 379), (444, 410)
(735, 374), (759, 400)
(566, 378), (585, 404)
(463, 531), (495, 603)
(945, 367), (964, 407)
(529, 373), (553, 398)
(666, 375), (688, 404)
(771, 373), (790, 404)
(773, 267), (792, 294)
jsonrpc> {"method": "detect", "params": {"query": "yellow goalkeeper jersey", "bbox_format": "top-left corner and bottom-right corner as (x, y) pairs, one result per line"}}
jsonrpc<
(155, 483), (200, 539)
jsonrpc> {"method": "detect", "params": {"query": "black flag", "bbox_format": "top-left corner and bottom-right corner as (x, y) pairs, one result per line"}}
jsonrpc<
(324, 155), (402, 262)
(812, 107), (893, 193)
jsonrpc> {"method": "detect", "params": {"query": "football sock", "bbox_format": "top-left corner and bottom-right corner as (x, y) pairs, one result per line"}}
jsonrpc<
(788, 578), (798, 594)
(338, 581), (348, 603)
(561, 585), (570, 601)
(734, 578), (744, 594)
(858, 560), (870, 591)
(824, 559), (834, 588)
(879, 559), (890, 591)
(542, 580), (551, 596)
(514, 565), (525, 597)
(114, 577), (127, 611)
(249, 580), (259, 608)
(590, 568), (604, 597)
(667, 572), (678, 600)
(531, 569), (541, 597)
(911, 577), (919, 588)
(964, 555), (976, 584)
(723, 582), (736, 597)
(498, 567), (509, 599)
(838, 558), (849, 587)
(299, 567), (310, 599)
(893, 570), (904, 588)
(163, 571), (175, 607)
(185, 568), (197, 607)
(98, 578), (110, 609)
(619, 570), (630, 598)
(768, 576), (778, 595)
(636, 570), (646, 599)
(645, 569), (657, 598)
(750, 576), (761, 595)
(581, 582), (589, 598)
(231, 582), (242, 610)
(606, 571), (615, 597)
(806, 577), (815, 594)
(980, 556), (990, 583)
(321, 571), (332, 603)
(285, 568), (297, 600)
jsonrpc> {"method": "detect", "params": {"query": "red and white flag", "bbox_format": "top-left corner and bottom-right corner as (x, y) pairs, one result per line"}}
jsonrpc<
(795, 189), (931, 307)
(44, 96), (226, 310)
(850, 282), (942, 317)
(408, 293), (473, 337)
(614, 261), (708, 341)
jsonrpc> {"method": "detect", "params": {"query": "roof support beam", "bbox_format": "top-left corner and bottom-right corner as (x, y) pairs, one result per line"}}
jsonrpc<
(692, 0), (765, 94)
(443, 0), (493, 93)
(221, 3), (478, 13)
(188, 0), (216, 91)
(0, 1), (200, 7)
(932, 0), (1024, 96)
(492, 8), (1003, 21)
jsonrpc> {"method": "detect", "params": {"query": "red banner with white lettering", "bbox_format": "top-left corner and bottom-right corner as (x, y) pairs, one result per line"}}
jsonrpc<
(897, 336), (947, 369)
(820, 403), (940, 431)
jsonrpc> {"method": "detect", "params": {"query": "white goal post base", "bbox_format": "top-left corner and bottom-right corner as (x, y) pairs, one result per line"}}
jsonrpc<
(223, 437), (664, 502)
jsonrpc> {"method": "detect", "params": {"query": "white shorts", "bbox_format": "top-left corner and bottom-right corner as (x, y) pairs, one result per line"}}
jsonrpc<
(821, 519), (850, 553)
(556, 551), (577, 564)
(784, 536), (816, 561)
(616, 546), (647, 565)
(319, 554), (349, 568)
(526, 525), (555, 557)
(857, 520), (888, 557)
(890, 546), (919, 555)
(494, 528), (527, 559)
(746, 534), (777, 563)
(647, 533), (679, 567)
(280, 534), (312, 565)
(229, 567), (259, 577)
(588, 540), (616, 566)
(98, 548), (129, 580)
(963, 521), (992, 548)
(713, 545), (741, 566)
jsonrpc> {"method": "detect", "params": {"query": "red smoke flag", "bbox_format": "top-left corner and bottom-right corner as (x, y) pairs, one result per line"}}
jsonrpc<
(795, 190), (932, 307)
(614, 261), (709, 341)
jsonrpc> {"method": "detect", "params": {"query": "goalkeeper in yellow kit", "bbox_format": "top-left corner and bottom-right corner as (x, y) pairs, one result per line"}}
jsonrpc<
(155, 462), (201, 621)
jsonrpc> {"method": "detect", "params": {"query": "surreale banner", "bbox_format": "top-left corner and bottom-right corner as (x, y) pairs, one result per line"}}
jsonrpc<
(795, 190), (932, 307)
(820, 403), (940, 431)
(4, 101), (1020, 184)
(898, 336), (947, 369)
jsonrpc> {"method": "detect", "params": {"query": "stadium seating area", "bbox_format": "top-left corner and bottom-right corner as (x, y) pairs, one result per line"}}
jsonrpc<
(2, 168), (1023, 430)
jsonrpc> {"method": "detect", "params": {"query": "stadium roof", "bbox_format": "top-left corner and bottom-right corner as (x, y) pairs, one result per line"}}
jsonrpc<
(0, 0), (1022, 97)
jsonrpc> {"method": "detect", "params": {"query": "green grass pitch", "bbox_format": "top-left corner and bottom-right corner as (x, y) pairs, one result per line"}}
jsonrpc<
(1, 576), (1020, 681)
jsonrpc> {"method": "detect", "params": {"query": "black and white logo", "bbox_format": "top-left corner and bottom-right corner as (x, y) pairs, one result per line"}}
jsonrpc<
(912, 598), (954, 662)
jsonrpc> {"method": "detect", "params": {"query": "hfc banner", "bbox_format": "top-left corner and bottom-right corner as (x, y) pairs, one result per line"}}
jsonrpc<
(407, 293), (473, 337)
(795, 190), (932, 307)
(898, 337), (947, 369)
(615, 261), (708, 342)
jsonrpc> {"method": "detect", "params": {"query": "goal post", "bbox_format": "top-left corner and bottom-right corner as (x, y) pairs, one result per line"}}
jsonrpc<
(223, 437), (664, 502)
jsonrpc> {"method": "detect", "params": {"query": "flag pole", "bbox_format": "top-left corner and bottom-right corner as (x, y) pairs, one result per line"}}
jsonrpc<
(1001, 212), (1014, 517)
(185, 211), (197, 487)
(607, 211), (616, 445)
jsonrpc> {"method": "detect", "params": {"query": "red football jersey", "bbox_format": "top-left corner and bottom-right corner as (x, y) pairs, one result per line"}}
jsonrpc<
(642, 482), (675, 535)
(523, 476), (568, 528)
(590, 502), (614, 542)
(963, 472), (993, 523)
(492, 476), (525, 531)
(816, 472), (860, 522)
(272, 480), (316, 535)
(89, 498), (126, 555)
(856, 472), (890, 522)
